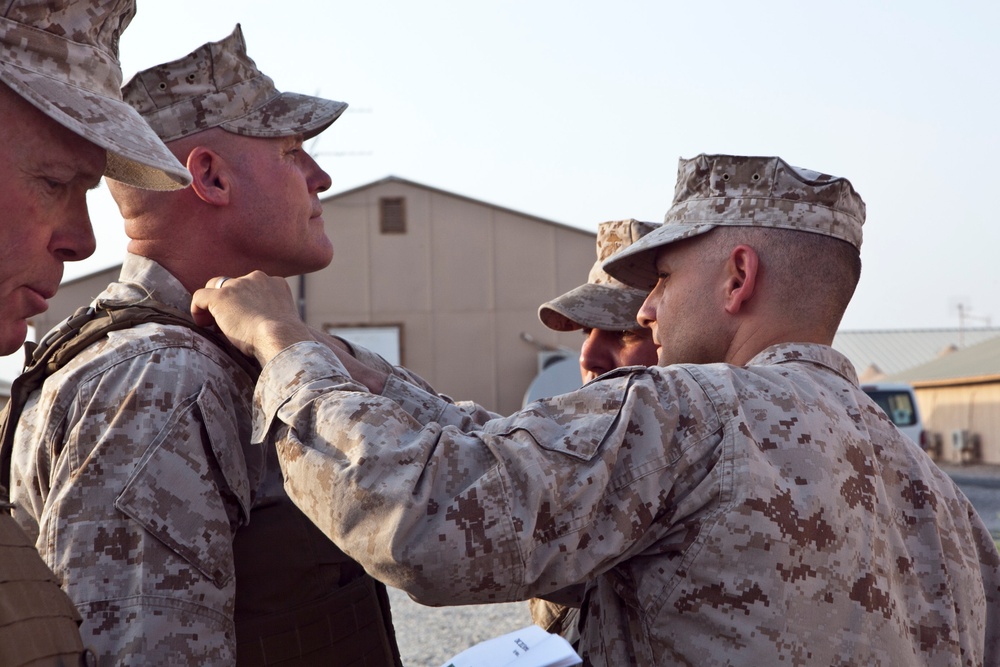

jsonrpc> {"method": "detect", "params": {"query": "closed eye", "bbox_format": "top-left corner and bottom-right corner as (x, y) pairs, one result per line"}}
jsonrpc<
(41, 177), (68, 194)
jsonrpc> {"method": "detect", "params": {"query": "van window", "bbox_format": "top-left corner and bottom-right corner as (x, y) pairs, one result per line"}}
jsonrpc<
(865, 389), (917, 427)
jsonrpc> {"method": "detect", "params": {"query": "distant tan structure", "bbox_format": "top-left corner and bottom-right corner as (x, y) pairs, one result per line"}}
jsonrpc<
(830, 327), (1000, 464)
(24, 177), (597, 415)
(888, 335), (1000, 465)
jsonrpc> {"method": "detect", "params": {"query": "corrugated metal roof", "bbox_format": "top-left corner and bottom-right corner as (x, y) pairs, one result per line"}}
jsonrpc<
(832, 328), (1000, 379)
(888, 334), (1000, 385)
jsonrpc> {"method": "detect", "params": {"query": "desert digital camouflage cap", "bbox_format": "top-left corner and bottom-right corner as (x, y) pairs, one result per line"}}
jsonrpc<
(539, 219), (659, 332)
(0, 0), (191, 190)
(122, 24), (348, 143)
(604, 154), (866, 289)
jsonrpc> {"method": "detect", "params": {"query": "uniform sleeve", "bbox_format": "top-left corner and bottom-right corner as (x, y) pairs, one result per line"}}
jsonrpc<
(342, 338), (438, 393)
(381, 374), (500, 428)
(15, 339), (252, 666)
(337, 336), (500, 427)
(255, 342), (716, 606)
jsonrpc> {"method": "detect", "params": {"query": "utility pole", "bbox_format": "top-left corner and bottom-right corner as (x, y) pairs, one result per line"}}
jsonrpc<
(957, 303), (992, 346)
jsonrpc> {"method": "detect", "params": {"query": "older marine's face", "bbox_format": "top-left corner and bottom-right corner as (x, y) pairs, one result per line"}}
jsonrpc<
(637, 235), (731, 367)
(579, 327), (658, 383)
(0, 85), (101, 355)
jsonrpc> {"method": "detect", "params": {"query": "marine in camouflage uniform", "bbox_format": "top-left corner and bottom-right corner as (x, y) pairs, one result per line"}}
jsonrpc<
(10, 25), (399, 666)
(12, 256), (260, 663)
(193, 154), (1000, 666)
(530, 218), (659, 642)
(0, 1), (189, 665)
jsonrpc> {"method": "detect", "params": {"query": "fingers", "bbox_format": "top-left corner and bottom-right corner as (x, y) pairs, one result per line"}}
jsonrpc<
(191, 271), (308, 364)
(193, 272), (266, 326)
(190, 283), (221, 328)
(192, 274), (250, 330)
(204, 273), (250, 290)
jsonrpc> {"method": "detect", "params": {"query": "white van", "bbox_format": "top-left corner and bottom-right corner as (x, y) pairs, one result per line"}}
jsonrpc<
(861, 382), (926, 449)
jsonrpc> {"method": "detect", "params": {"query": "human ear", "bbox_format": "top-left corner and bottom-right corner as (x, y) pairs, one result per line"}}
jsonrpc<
(723, 245), (758, 315)
(186, 146), (231, 206)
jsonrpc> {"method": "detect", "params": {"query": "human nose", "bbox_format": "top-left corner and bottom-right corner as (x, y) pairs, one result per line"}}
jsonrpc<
(304, 152), (332, 194)
(51, 195), (97, 262)
(636, 290), (657, 330)
(579, 329), (612, 382)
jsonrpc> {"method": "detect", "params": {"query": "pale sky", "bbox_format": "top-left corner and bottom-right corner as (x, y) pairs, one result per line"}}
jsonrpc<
(6, 0), (997, 378)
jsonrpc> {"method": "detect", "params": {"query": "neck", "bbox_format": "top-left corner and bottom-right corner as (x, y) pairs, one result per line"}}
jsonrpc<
(724, 321), (834, 366)
(127, 239), (221, 296)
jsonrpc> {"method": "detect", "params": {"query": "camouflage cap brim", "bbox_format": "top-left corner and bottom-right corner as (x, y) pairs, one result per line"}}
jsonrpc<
(219, 90), (348, 141)
(539, 283), (650, 332)
(602, 222), (717, 291)
(0, 16), (190, 191)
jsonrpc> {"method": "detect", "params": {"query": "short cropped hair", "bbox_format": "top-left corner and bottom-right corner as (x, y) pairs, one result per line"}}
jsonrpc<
(703, 226), (861, 331)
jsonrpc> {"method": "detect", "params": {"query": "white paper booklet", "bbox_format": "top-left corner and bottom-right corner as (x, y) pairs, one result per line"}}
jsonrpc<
(438, 624), (582, 667)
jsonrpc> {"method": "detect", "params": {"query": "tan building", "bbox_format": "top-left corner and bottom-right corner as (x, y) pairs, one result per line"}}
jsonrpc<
(889, 336), (1000, 465)
(21, 177), (598, 415)
(830, 327), (1000, 464)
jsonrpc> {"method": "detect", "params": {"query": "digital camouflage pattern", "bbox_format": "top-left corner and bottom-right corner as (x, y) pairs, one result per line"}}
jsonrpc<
(10, 254), (263, 665)
(122, 24), (347, 143)
(0, 0), (189, 190)
(253, 340), (1000, 667)
(534, 217), (660, 642)
(538, 219), (659, 332)
(605, 154), (866, 289)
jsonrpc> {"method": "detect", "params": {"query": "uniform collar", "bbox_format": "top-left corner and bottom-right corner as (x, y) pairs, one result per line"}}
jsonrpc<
(748, 342), (859, 386)
(95, 252), (194, 316)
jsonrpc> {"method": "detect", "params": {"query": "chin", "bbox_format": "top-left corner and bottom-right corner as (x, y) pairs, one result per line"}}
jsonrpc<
(306, 244), (334, 272)
(301, 254), (333, 274)
(0, 321), (28, 357)
(275, 251), (333, 277)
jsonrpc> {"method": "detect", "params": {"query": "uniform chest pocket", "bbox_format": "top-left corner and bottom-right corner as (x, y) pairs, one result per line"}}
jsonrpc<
(115, 386), (247, 589)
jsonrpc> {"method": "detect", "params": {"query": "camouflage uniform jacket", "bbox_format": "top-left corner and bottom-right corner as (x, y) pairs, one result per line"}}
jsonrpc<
(10, 253), (263, 666)
(256, 340), (1000, 667)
